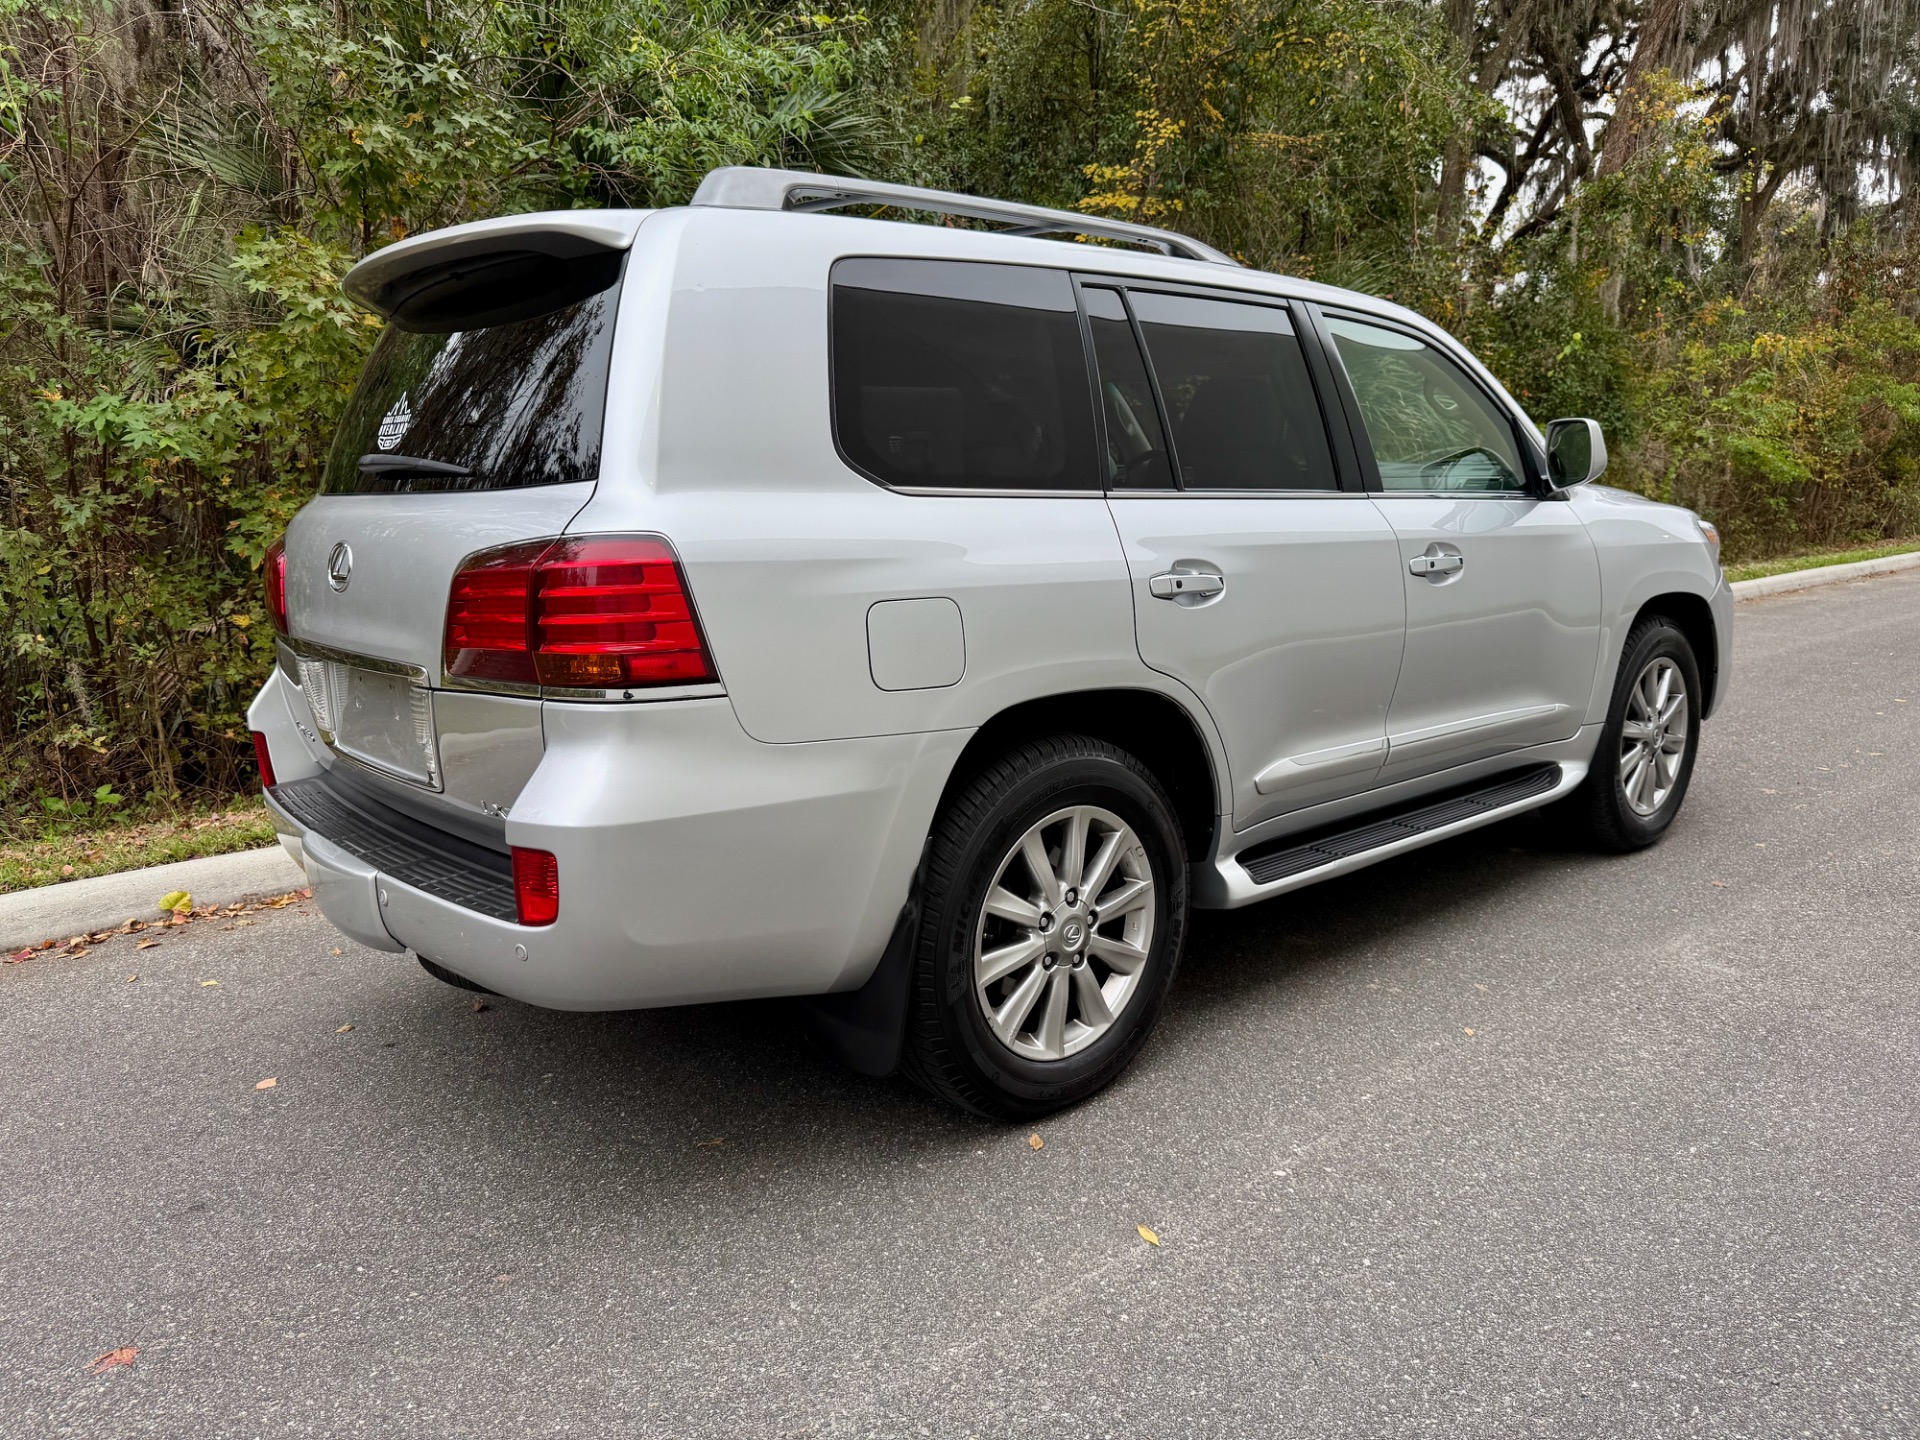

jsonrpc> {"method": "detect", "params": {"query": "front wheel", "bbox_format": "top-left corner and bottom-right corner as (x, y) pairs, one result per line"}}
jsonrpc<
(900, 735), (1189, 1120)
(1557, 616), (1703, 852)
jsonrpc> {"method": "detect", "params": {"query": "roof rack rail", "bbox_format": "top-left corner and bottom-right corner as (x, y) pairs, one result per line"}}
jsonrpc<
(689, 167), (1239, 268)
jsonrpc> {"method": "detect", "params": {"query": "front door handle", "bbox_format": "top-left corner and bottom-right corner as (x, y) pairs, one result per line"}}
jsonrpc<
(1149, 570), (1226, 601)
(1408, 544), (1465, 579)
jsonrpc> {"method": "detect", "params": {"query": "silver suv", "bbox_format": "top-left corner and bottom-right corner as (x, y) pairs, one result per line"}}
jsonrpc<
(250, 167), (1731, 1118)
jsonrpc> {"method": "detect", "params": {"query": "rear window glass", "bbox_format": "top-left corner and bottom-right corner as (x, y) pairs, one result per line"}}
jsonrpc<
(831, 259), (1098, 491)
(323, 277), (620, 495)
(1129, 291), (1336, 491)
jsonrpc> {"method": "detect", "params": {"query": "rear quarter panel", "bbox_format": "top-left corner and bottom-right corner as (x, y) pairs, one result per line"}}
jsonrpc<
(573, 207), (1173, 747)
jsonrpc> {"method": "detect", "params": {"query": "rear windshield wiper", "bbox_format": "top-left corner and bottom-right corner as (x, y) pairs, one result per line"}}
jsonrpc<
(358, 453), (474, 478)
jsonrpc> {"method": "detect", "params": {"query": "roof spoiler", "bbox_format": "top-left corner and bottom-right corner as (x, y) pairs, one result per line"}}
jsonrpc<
(342, 212), (644, 331)
(691, 167), (1239, 267)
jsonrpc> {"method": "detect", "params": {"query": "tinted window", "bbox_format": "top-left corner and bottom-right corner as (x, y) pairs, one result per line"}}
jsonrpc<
(832, 259), (1099, 491)
(1130, 292), (1336, 491)
(1083, 287), (1172, 490)
(323, 283), (619, 495)
(1326, 316), (1526, 492)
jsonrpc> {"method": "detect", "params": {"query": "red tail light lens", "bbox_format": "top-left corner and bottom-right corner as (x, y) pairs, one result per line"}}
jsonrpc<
(511, 847), (559, 926)
(444, 534), (715, 690)
(443, 539), (548, 684)
(251, 731), (277, 790)
(264, 539), (289, 635)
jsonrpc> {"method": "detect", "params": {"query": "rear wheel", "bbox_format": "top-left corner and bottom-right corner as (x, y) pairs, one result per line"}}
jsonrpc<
(1557, 616), (1703, 852)
(900, 735), (1188, 1120)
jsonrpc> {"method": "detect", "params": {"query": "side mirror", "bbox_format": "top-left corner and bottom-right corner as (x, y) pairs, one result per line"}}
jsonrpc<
(1546, 417), (1608, 488)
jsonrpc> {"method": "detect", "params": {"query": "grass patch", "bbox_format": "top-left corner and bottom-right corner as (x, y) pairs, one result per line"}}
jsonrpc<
(1726, 537), (1920, 584)
(0, 797), (276, 894)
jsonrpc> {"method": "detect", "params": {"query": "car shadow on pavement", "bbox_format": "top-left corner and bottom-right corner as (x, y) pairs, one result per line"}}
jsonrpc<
(331, 813), (1599, 1194)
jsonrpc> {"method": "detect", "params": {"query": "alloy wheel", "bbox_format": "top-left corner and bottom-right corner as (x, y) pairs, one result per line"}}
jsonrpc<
(972, 805), (1156, 1062)
(1619, 656), (1690, 817)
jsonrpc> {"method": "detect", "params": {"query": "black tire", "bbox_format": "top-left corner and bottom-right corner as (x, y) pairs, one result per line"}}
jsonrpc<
(1556, 616), (1703, 852)
(900, 735), (1189, 1120)
(418, 954), (495, 995)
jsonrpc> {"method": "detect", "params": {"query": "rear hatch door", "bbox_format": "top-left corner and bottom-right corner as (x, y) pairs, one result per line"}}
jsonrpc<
(278, 219), (636, 816)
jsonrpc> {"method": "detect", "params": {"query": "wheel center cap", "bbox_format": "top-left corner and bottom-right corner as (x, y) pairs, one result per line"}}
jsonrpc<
(1060, 919), (1086, 951)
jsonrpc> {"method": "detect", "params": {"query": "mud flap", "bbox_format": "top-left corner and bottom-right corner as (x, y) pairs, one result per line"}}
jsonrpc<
(798, 900), (919, 1078)
(798, 839), (929, 1078)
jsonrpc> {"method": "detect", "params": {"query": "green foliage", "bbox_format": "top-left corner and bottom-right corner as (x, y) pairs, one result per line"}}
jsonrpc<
(933, 0), (1476, 286)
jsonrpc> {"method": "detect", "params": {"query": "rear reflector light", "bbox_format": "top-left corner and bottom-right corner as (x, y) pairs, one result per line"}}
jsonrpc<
(511, 847), (559, 926)
(444, 534), (715, 690)
(251, 731), (276, 790)
(264, 539), (289, 635)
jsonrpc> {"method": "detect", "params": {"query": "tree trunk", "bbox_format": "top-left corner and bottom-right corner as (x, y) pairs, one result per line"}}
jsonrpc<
(1596, 0), (1687, 179)
(1434, 0), (1479, 251)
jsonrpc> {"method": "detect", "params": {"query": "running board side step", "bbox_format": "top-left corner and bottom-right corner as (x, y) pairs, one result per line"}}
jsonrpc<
(1196, 762), (1584, 909)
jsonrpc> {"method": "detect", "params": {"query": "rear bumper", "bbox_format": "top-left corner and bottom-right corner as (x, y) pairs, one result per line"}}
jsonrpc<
(263, 807), (404, 956)
(251, 669), (967, 1010)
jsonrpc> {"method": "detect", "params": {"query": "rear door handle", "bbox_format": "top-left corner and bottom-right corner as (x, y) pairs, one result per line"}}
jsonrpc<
(1149, 570), (1226, 600)
(1408, 545), (1464, 578)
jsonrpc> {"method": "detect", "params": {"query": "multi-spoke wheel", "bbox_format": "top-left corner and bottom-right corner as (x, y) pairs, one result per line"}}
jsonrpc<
(1619, 656), (1689, 817)
(1556, 616), (1703, 852)
(901, 735), (1188, 1119)
(974, 805), (1155, 1062)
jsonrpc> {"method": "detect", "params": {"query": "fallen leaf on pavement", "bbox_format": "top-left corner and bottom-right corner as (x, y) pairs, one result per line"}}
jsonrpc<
(697, 1137), (725, 1148)
(158, 890), (192, 915)
(471, 999), (489, 1012)
(126, 974), (138, 983)
(1463, 1027), (1476, 1036)
(1028, 1133), (1044, 1151)
(1137, 1225), (1161, 1246)
(86, 1346), (138, 1374)
(255, 1077), (277, 1090)
(136, 939), (160, 950)
(200, 979), (218, 987)
(336, 1023), (353, 1033)
(330, 948), (343, 956)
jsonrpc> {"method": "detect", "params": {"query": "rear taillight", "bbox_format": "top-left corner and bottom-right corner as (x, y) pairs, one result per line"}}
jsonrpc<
(444, 534), (715, 690)
(251, 731), (277, 790)
(511, 847), (559, 926)
(264, 539), (289, 635)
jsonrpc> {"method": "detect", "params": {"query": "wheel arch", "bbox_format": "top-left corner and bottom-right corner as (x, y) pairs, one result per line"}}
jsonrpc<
(1633, 591), (1721, 718)
(935, 689), (1222, 863)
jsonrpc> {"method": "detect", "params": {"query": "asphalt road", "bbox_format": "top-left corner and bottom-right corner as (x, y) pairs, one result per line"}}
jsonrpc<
(5, 574), (1918, 1439)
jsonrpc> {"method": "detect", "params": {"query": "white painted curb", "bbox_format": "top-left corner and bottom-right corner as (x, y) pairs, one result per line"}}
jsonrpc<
(1, 845), (305, 953)
(1730, 549), (1920, 600)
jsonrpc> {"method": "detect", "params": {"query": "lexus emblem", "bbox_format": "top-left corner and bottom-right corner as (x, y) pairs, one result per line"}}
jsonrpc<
(326, 542), (353, 592)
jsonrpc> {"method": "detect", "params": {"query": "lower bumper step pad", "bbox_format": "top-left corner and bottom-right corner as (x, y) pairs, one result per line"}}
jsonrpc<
(1236, 764), (1562, 887)
(271, 774), (517, 921)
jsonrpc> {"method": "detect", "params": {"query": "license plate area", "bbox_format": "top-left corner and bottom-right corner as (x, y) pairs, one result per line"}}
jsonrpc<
(296, 657), (442, 789)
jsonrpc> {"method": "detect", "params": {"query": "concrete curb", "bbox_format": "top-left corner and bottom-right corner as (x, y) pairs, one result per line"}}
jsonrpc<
(2, 845), (306, 953)
(1730, 549), (1920, 600)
